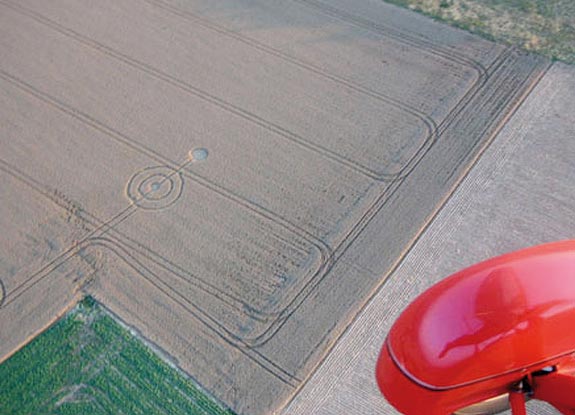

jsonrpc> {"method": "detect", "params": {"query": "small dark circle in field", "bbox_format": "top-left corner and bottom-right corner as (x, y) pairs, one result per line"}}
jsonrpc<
(190, 148), (209, 161)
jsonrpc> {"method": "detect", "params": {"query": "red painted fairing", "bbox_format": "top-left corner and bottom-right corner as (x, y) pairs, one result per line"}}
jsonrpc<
(376, 240), (575, 414)
(388, 240), (575, 389)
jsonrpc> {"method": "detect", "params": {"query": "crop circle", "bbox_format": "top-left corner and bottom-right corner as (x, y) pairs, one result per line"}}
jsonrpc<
(190, 148), (209, 162)
(127, 166), (183, 210)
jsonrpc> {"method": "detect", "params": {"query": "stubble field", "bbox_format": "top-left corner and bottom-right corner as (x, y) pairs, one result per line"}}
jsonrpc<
(0, 0), (550, 413)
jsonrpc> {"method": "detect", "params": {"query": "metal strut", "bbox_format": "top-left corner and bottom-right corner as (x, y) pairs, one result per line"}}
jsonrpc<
(509, 389), (527, 415)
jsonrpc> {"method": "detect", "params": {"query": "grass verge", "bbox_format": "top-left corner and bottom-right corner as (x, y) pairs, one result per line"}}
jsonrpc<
(384, 0), (575, 64)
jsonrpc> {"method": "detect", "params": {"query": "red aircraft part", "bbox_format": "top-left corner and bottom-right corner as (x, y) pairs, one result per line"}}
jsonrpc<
(376, 240), (575, 415)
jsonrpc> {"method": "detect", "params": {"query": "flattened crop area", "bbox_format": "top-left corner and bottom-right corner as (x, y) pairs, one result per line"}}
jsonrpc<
(0, 0), (550, 414)
(0, 298), (233, 415)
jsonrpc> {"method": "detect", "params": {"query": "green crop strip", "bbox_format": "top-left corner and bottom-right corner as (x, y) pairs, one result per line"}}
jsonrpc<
(0, 297), (235, 415)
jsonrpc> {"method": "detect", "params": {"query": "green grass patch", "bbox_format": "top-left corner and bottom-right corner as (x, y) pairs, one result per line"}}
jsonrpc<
(0, 297), (235, 415)
(384, 0), (575, 64)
